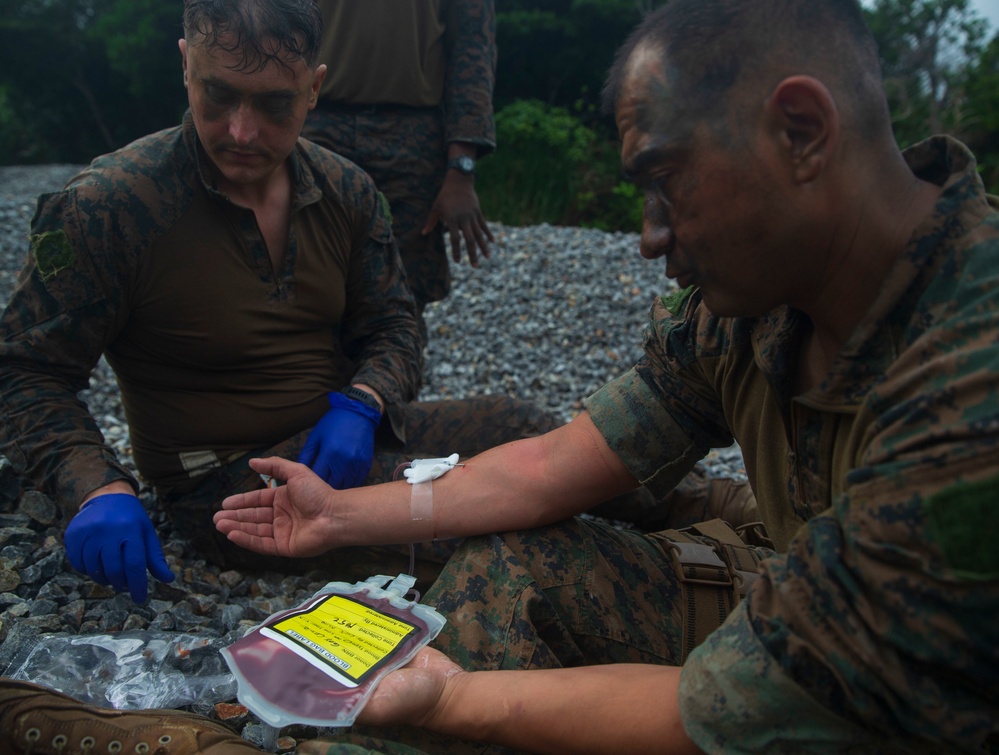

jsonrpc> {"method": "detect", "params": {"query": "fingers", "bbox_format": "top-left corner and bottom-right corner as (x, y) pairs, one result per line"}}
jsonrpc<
(448, 224), (464, 264)
(214, 502), (278, 557)
(213, 513), (279, 555)
(296, 438), (320, 467)
(481, 218), (496, 243)
(81, 541), (109, 586)
(64, 531), (86, 573)
(219, 461), (293, 512)
(421, 207), (441, 236)
(221, 528), (280, 556)
(215, 465), (282, 553)
(144, 528), (176, 585)
(121, 537), (149, 603)
(224, 486), (267, 508)
(446, 214), (493, 266)
(467, 213), (493, 265)
(249, 455), (306, 480)
(214, 504), (275, 529)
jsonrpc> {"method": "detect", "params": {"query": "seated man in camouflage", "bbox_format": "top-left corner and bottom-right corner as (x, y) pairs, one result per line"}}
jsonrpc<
(0, 0), (555, 606)
(215, 0), (999, 751)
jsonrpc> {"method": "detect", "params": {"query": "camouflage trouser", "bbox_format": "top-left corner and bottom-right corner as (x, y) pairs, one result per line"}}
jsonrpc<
(426, 518), (689, 671)
(158, 395), (559, 593)
(302, 103), (448, 320)
(307, 517), (773, 755)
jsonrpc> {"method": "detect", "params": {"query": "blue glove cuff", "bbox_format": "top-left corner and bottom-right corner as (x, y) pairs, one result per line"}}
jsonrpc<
(80, 492), (141, 513)
(327, 390), (382, 426)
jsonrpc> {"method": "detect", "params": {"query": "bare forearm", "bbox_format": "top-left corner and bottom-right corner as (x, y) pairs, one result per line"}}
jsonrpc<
(428, 664), (700, 755)
(338, 413), (638, 546)
(219, 413), (638, 557)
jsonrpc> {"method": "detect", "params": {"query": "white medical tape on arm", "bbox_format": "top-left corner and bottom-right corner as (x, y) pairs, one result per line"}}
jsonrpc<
(410, 481), (434, 521)
(404, 453), (460, 526)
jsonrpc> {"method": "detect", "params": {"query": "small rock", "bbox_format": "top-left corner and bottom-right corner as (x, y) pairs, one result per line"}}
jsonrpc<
(19, 490), (57, 526)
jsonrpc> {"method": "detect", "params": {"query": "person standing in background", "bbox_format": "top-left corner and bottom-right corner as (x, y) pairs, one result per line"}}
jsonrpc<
(302, 0), (497, 342)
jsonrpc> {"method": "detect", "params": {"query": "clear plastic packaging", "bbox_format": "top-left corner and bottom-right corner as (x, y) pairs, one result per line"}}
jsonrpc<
(221, 573), (445, 729)
(4, 631), (238, 715)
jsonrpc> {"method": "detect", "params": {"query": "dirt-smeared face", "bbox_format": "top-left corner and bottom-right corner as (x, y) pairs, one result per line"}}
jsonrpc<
(616, 44), (804, 319)
(181, 33), (325, 193)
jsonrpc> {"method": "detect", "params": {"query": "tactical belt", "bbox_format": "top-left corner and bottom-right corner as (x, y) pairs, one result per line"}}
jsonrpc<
(650, 518), (767, 663)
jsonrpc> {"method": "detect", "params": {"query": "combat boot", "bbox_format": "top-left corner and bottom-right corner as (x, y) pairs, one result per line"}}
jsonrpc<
(0, 678), (264, 754)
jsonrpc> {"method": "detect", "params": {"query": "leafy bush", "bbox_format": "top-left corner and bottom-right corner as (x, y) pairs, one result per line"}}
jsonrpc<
(478, 99), (643, 233)
(477, 99), (593, 225)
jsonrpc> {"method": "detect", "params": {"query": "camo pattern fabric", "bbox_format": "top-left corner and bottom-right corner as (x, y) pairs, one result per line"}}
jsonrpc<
(0, 111), (421, 521)
(303, 106), (451, 310)
(314, 516), (695, 755)
(426, 518), (687, 669)
(581, 137), (999, 752)
(303, 0), (496, 310)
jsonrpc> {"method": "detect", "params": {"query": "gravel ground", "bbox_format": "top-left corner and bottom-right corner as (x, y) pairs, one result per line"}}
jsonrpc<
(0, 164), (744, 750)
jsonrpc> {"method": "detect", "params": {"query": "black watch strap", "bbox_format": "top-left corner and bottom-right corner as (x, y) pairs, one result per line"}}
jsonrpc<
(447, 155), (476, 174)
(341, 385), (382, 413)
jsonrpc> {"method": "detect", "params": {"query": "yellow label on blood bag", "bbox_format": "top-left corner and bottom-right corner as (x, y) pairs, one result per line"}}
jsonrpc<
(259, 594), (418, 687)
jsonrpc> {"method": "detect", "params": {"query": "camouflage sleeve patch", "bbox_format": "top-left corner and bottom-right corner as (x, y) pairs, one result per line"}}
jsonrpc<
(378, 190), (393, 227)
(30, 230), (75, 281)
(924, 473), (999, 579)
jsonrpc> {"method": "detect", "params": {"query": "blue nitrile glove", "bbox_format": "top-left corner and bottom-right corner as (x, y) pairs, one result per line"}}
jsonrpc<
(297, 391), (381, 489)
(64, 493), (175, 604)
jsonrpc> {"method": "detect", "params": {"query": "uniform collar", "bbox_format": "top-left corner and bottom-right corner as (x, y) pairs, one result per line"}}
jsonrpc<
(751, 136), (986, 410)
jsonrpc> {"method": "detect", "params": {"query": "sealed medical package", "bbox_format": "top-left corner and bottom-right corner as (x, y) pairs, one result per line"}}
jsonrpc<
(221, 573), (445, 729)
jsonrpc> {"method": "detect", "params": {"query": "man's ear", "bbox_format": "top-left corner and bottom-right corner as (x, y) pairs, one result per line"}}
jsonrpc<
(765, 76), (839, 184)
(178, 38), (189, 88)
(309, 64), (327, 109)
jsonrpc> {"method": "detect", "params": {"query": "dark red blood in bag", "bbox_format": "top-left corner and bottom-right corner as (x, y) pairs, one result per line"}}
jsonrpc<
(225, 590), (431, 724)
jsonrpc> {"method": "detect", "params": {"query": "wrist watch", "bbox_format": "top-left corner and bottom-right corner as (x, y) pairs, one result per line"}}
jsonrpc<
(447, 155), (476, 175)
(340, 385), (382, 413)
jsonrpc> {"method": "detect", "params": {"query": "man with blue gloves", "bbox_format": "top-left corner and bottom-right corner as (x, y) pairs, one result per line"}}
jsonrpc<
(0, 0), (555, 604)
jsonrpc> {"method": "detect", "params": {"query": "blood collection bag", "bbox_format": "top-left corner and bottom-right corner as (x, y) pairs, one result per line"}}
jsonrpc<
(221, 573), (446, 729)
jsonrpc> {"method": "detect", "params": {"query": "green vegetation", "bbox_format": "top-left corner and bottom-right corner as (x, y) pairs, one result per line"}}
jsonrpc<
(867, 0), (999, 193)
(1, 0), (996, 233)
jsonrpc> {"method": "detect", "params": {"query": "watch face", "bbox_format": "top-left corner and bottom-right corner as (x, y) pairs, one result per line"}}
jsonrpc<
(451, 156), (475, 173)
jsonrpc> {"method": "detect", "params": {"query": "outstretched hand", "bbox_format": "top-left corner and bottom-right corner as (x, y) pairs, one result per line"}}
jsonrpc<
(213, 457), (339, 558)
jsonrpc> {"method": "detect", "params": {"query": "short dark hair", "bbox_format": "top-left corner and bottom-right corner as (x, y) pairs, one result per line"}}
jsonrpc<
(603, 0), (886, 135)
(182, 0), (323, 72)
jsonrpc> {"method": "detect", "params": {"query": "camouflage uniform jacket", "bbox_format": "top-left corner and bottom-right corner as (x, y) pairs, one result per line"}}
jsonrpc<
(584, 136), (999, 752)
(0, 112), (421, 518)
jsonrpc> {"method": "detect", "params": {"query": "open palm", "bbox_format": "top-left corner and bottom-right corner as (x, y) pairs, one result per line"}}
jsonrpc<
(214, 457), (339, 557)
